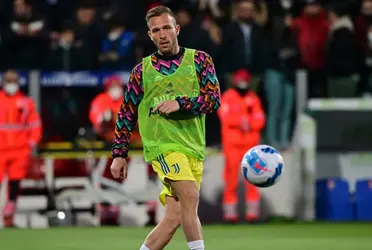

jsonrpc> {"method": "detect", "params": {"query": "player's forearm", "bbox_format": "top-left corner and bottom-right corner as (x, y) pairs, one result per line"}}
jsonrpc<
(176, 92), (221, 115)
(111, 103), (139, 158)
(111, 109), (136, 158)
(112, 130), (131, 158)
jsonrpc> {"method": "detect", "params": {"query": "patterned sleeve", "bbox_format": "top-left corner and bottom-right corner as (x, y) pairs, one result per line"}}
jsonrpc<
(112, 63), (144, 158)
(176, 50), (221, 115)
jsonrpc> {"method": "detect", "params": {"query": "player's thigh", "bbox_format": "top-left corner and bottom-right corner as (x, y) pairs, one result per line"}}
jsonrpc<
(168, 179), (199, 204)
(159, 152), (199, 202)
(152, 152), (194, 205)
(8, 151), (30, 180)
(164, 196), (181, 224)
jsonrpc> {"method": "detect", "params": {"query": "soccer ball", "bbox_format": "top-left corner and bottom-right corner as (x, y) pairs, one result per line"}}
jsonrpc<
(241, 145), (284, 188)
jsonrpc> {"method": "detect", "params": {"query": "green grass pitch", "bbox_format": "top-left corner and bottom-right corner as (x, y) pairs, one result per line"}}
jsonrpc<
(0, 223), (371, 250)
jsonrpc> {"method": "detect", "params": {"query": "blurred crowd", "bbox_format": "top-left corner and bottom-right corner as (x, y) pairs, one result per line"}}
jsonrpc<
(0, 0), (370, 91)
(1, 0), (372, 146)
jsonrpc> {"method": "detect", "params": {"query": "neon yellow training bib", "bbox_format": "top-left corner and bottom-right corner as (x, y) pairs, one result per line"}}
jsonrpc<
(138, 48), (206, 162)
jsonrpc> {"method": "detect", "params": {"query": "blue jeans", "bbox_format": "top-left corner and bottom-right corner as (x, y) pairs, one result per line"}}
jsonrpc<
(264, 69), (294, 147)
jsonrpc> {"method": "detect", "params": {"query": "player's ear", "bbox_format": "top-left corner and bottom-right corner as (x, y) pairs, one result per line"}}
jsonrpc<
(147, 31), (153, 41)
(175, 24), (180, 36)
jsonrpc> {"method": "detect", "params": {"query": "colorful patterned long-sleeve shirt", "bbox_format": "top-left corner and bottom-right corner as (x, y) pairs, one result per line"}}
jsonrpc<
(112, 48), (221, 158)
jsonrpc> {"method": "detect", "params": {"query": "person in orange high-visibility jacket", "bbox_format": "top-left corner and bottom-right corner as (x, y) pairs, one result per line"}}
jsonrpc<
(0, 70), (42, 227)
(218, 69), (265, 222)
(89, 75), (141, 146)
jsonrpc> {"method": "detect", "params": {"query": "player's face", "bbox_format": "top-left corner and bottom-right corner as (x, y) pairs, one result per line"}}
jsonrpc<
(147, 13), (180, 55)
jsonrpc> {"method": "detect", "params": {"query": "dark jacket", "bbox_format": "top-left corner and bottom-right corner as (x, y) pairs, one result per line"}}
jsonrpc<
(218, 21), (264, 74)
(327, 17), (358, 77)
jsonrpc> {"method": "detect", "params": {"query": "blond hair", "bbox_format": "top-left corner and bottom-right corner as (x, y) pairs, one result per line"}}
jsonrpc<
(145, 6), (176, 23)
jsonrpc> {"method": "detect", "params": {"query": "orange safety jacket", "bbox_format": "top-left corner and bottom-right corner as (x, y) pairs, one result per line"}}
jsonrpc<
(218, 89), (265, 148)
(0, 91), (42, 150)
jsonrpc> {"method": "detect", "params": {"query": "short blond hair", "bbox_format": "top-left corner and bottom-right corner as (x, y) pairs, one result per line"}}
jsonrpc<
(145, 6), (176, 23)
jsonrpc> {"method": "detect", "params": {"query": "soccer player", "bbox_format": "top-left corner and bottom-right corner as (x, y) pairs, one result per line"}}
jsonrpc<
(109, 6), (220, 250)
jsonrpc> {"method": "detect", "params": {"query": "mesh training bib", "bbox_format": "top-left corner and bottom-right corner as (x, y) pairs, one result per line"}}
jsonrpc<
(138, 48), (206, 162)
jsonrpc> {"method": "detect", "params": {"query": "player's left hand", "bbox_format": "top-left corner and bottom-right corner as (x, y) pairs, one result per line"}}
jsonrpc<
(153, 100), (180, 115)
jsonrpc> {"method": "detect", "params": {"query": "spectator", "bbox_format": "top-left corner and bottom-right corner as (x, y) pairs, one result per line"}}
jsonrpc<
(219, 0), (265, 91)
(355, 0), (372, 95)
(218, 69), (265, 223)
(8, 0), (49, 69)
(0, 70), (42, 228)
(44, 25), (94, 70)
(99, 15), (136, 71)
(286, 0), (329, 97)
(67, 2), (105, 69)
(326, 4), (359, 98)
(263, 0), (299, 148)
(175, 5), (216, 57)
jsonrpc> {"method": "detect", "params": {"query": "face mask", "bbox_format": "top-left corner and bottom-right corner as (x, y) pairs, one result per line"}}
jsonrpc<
(236, 81), (250, 90)
(108, 87), (123, 100)
(4, 82), (19, 95)
(108, 31), (121, 41)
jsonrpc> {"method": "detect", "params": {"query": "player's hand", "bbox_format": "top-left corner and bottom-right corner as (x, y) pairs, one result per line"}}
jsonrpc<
(153, 100), (180, 115)
(110, 157), (128, 179)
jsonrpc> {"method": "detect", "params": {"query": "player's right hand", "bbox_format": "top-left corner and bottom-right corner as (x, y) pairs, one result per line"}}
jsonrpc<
(110, 157), (128, 179)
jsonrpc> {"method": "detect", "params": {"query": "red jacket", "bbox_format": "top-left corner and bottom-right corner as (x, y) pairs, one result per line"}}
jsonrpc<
(218, 89), (265, 148)
(0, 91), (42, 150)
(292, 10), (329, 70)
